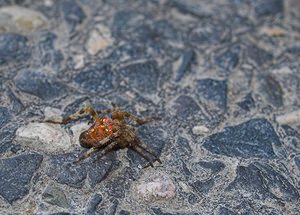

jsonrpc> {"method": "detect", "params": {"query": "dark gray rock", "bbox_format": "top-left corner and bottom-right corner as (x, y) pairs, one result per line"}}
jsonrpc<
(6, 88), (24, 114)
(253, 0), (283, 18)
(87, 152), (115, 188)
(74, 64), (114, 93)
(226, 162), (300, 202)
(0, 106), (10, 127)
(174, 50), (194, 82)
(172, 95), (200, 119)
(191, 178), (214, 195)
(14, 69), (66, 100)
(213, 45), (240, 71)
(237, 93), (255, 111)
(203, 118), (282, 159)
(119, 210), (130, 215)
(61, 0), (86, 32)
(105, 167), (135, 198)
(119, 60), (159, 94)
(42, 184), (71, 208)
(111, 10), (144, 37)
(218, 207), (235, 215)
(195, 79), (227, 112)
(195, 160), (225, 174)
(245, 45), (273, 66)
(0, 33), (31, 64)
(47, 152), (114, 188)
(127, 126), (166, 167)
(295, 157), (300, 172)
(259, 75), (283, 108)
(0, 153), (43, 203)
(152, 207), (200, 215)
(86, 193), (102, 215)
(175, 136), (192, 157)
(47, 153), (87, 188)
(37, 31), (64, 69)
(0, 123), (18, 154)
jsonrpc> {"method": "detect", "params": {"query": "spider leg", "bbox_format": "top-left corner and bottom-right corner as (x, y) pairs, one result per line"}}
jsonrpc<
(44, 104), (99, 124)
(93, 141), (119, 162)
(74, 147), (97, 163)
(124, 112), (161, 124)
(130, 145), (154, 168)
(95, 109), (113, 115)
(135, 138), (162, 164)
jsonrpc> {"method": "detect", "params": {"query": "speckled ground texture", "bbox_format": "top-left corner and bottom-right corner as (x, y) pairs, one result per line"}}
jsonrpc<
(1, 0), (300, 214)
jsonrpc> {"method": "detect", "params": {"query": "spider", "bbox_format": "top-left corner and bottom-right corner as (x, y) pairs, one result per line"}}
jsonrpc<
(44, 104), (162, 168)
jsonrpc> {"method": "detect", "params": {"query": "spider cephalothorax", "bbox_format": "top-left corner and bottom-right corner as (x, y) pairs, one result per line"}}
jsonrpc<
(44, 104), (162, 167)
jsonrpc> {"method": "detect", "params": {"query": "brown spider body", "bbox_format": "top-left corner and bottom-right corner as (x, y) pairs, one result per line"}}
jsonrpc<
(44, 105), (162, 167)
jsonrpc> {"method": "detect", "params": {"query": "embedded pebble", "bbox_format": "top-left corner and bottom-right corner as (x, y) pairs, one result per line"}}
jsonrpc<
(0, 153), (43, 203)
(136, 173), (176, 200)
(0, 6), (48, 32)
(86, 26), (114, 55)
(192, 125), (210, 134)
(276, 109), (300, 125)
(15, 122), (73, 153)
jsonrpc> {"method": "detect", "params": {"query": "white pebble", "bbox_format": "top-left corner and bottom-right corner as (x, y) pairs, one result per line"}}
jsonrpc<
(136, 173), (176, 200)
(16, 122), (72, 153)
(192, 125), (210, 134)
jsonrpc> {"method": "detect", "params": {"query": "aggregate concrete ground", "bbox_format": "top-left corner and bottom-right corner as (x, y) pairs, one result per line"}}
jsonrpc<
(1, 0), (300, 214)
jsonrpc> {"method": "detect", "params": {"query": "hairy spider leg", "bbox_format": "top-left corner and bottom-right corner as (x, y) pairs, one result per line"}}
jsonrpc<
(93, 141), (119, 162)
(44, 105), (99, 124)
(130, 145), (155, 168)
(75, 131), (120, 162)
(124, 112), (161, 124)
(135, 138), (162, 164)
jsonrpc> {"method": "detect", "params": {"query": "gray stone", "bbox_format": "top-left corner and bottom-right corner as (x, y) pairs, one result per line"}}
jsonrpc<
(0, 123), (18, 154)
(203, 118), (282, 159)
(245, 45), (273, 66)
(175, 136), (192, 157)
(237, 93), (255, 111)
(152, 207), (200, 215)
(14, 69), (66, 100)
(119, 210), (130, 215)
(213, 45), (240, 71)
(226, 162), (300, 202)
(105, 167), (135, 198)
(42, 184), (71, 208)
(253, 0), (283, 18)
(172, 95), (200, 119)
(61, 0), (86, 32)
(294, 156), (300, 172)
(218, 207), (235, 215)
(37, 31), (64, 69)
(195, 160), (225, 174)
(174, 49), (194, 82)
(74, 64), (114, 93)
(195, 79), (227, 112)
(47, 152), (114, 188)
(0, 32), (31, 64)
(119, 60), (159, 94)
(259, 75), (283, 108)
(86, 193), (102, 215)
(46, 153), (87, 188)
(0, 106), (10, 127)
(191, 178), (214, 195)
(0, 153), (43, 203)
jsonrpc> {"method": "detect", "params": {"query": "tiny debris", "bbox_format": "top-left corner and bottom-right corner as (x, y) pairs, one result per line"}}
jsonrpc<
(15, 122), (72, 153)
(136, 173), (176, 200)
(192, 125), (210, 134)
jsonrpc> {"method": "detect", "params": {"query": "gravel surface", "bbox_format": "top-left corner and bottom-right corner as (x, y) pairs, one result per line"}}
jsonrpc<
(1, 0), (300, 214)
